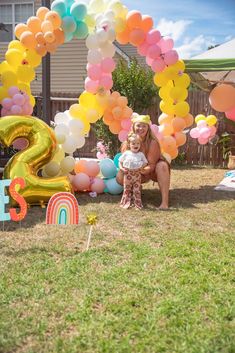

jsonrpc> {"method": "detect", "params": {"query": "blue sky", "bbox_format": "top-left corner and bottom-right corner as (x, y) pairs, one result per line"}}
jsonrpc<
(122, 0), (235, 58)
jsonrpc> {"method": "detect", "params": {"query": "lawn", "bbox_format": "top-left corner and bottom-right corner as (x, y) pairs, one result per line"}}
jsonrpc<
(0, 167), (234, 353)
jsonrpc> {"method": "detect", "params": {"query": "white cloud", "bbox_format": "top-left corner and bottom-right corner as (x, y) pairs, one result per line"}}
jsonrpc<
(157, 18), (192, 42)
(175, 35), (216, 59)
(225, 35), (232, 42)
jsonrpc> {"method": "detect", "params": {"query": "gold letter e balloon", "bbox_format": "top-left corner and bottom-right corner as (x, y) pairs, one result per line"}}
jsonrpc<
(0, 115), (72, 205)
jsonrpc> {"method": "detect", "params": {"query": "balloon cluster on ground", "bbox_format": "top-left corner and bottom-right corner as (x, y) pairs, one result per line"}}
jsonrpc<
(189, 114), (217, 145)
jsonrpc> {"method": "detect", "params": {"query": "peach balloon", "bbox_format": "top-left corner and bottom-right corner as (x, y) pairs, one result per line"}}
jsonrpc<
(112, 106), (122, 119)
(91, 178), (105, 194)
(46, 42), (57, 53)
(15, 23), (28, 39)
(111, 91), (121, 99)
(172, 117), (186, 132)
(27, 16), (42, 34)
(109, 120), (121, 134)
(84, 161), (100, 177)
(117, 96), (128, 108)
(41, 20), (54, 34)
(126, 11), (142, 29)
(129, 29), (145, 46)
(44, 31), (55, 43)
(174, 132), (187, 146)
(36, 6), (49, 21)
(162, 136), (177, 150)
(122, 106), (133, 119)
(141, 15), (153, 32)
(184, 113), (194, 127)
(103, 112), (113, 125)
(116, 27), (130, 45)
(158, 113), (174, 125)
(35, 32), (46, 45)
(35, 44), (47, 56)
(209, 84), (235, 112)
(20, 31), (37, 49)
(45, 11), (62, 30)
(54, 28), (65, 45)
(74, 160), (88, 173)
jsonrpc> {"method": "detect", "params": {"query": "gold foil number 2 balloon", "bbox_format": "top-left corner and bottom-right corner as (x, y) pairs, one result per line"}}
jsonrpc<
(0, 115), (72, 205)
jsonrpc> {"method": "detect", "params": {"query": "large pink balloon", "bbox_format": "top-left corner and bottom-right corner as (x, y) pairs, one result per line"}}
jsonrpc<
(164, 50), (179, 65)
(87, 64), (102, 81)
(90, 177), (105, 194)
(118, 129), (128, 142)
(85, 77), (99, 94)
(159, 37), (174, 53)
(225, 105), (235, 121)
(209, 84), (235, 112)
(101, 58), (116, 73)
(73, 172), (90, 191)
(146, 29), (161, 45)
(84, 161), (100, 177)
(121, 118), (132, 130)
(190, 128), (200, 139)
(99, 75), (113, 90)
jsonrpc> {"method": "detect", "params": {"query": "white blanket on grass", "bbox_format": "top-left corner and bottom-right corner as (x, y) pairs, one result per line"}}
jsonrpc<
(215, 170), (235, 191)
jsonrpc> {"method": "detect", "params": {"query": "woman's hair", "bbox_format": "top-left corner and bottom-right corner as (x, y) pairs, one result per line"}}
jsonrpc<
(121, 123), (159, 154)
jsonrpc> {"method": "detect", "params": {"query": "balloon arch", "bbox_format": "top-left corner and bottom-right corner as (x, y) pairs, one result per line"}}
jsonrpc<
(0, 0), (217, 204)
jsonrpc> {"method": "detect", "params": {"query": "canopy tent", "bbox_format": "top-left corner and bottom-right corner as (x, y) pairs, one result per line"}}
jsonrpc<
(185, 38), (235, 91)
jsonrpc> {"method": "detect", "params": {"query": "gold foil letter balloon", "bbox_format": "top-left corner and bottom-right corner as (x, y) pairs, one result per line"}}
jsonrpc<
(0, 115), (72, 205)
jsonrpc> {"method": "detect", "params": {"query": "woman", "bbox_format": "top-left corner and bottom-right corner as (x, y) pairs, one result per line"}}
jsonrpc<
(116, 114), (170, 209)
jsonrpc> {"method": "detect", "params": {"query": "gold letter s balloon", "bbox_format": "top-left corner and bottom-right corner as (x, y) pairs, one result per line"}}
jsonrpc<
(0, 115), (72, 205)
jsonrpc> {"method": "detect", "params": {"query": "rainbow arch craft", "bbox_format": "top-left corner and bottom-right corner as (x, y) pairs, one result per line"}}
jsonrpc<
(0, 0), (195, 162)
(46, 192), (79, 225)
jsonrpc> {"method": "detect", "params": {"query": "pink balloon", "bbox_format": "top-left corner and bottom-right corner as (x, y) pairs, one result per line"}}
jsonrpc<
(96, 151), (107, 159)
(164, 50), (179, 65)
(99, 75), (113, 90)
(13, 138), (28, 150)
(1, 108), (9, 117)
(87, 64), (102, 81)
(151, 58), (166, 72)
(150, 124), (159, 136)
(147, 44), (161, 60)
(101, 58), (116, 73)
(23, 104), (33, 115)
(209, 126), (217, 137)
(121, 118), (132, 130)
(146, 29), (161, 45)
(159, 37), (174, 53)
(146, 56), (154, 66)
(137, 41), (150, 56)
(84, 160), (100, 177)
(199, 127), (211, 139)
(2, 98), (13, 109)
(13, 93), (25, 106)
(72, 172), (90, 191)
(23, 93), (30, 102)
(225, 105), (235, 121)
(197, 120), (207, 128)
(85, 77), (99, 94)
(118, 129), (128, 142)
(190, 128), (200, 139)
(155, 131), (163, 141)
(11, 105), (22, 115)
(198, 136), (208, 145)
(8, 86), (19, 97)
(90, 177), (105, 194)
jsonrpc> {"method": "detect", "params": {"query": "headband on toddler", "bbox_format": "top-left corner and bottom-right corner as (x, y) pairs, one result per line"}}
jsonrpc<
(131, 114), (151, 125)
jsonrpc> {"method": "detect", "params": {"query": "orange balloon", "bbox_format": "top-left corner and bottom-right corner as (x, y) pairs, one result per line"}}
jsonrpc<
(20, 31), (37, 50)
(122, 106), (133, 119)
(35, 44), (47, 57)
(129, 28), (146, 46)
(172, 117), (186, 132)
(35, 32), (46, 45)
(162, 136), (177, 150)
(184, 113), (194, 128)
(108, 96), (118, 108)
(112, 106), (122, 119)
(53, 28), (65, 45)
(74, 160), (88, 174)
(174, 132), (187, 147)
(117, 96), (128, 108)
(41, 20), (54, 34)
(27, 16), (42, 34)
(46, 42), (57, 53)
(116, 27), (130, 45)
(103, 112), (113, 125)
(44, 31), (55, 43)
(126, 10), (142, 29)
(161, 123), (174, 136)
(141, 15), (153, 32)
(158, 113), (174, 125)
(109, 120), (121, 134)
(168, 147), (178, 159)
(111, 91), (121, 99)
(45, 11), (62, 30)
(209, 84), (235, 112)
(15, 23), (28, 39)
(36, 6), (49, 21)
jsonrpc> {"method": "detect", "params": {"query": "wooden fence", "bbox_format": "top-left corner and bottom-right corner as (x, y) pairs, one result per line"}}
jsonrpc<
(1, 91), (235, 167)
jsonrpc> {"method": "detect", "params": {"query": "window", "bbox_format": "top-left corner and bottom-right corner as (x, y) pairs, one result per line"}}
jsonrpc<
(0, 2), (34, 42)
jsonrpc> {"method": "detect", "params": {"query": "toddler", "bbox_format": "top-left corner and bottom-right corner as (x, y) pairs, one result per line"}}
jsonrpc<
(119, 133), (148, 209)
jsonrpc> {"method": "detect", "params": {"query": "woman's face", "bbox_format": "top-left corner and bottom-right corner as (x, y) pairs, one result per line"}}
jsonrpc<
(134, 123), (149, 138)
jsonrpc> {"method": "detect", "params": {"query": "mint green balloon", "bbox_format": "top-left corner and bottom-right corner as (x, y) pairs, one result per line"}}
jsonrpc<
(74, 21), (88, 39)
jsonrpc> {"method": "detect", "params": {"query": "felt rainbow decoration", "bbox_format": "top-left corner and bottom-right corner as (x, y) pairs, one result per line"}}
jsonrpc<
(46, 192), (79, 225)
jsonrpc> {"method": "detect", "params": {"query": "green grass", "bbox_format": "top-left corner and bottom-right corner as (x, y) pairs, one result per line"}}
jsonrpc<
(0, 167), (235, 353)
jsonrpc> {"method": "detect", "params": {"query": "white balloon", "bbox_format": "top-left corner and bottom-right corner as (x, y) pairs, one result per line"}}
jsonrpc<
(86, 33), (99, 50)
(60, 156), (75, 173)
(107, 28), (116, 41)
(55, 133), (66, 144)
(69, 119), (84, 136)
(87, 49), (103, 64)
(89, 0), (105, 13)
(100, 41), (115, 58)
(76, 135), (86, 148)
(54, 112), (68, 125)
(44, 161), (60, 177)
(104, 10), (115, 21)
(62, 136), (78, 153)
(55, 124), (70, 136)
(97, 28), (109, 44)
(95, 14), (103, 24)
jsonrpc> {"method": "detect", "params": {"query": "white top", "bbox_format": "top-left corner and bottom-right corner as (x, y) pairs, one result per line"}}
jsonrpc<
(119, 151), (148, 170)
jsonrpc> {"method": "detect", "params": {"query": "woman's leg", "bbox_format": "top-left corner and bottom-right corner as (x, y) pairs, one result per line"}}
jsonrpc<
(155, 161), (170, 209)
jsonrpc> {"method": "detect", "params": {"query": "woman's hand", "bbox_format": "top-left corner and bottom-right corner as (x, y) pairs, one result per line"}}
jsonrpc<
(119, 166), (128, 174)
(140, 165), (151, 175)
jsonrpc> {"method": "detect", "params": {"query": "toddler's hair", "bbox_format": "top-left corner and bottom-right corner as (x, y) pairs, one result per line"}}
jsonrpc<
(126, 133), (142, 149)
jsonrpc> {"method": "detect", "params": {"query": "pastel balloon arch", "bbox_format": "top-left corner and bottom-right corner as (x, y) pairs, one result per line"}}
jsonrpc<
(0, 0), (197, 164)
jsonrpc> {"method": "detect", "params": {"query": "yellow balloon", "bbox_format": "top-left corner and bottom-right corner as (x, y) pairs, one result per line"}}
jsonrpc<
(206, 115), (217, 126)
(174, 73), (190, 88)
(164, 66), (178, 80)
(5, 49), (23, 67)
(53, 145), (65, 163)
(79, 91), (96, 108)
(86, 109), (100, 123)
(18, 82), (31, 95)
(0, 61), (16, 75)
(174, 60), (185, 72)
(16, 65), (35, 83)
(174, 101), (190, 117)
(8, 40), (25, 52)
(195, 114), (206, 123)
(24, 49), (42, 68)
(115, 18), (126, 33)
(159, 81), (174, 100)
(77, 117), (90, 135)
(160, 100), (175, 115)
(170, 86), (188, 101)
(29, 95), (35, 107)
(1, 70), (18, 87)
(0, 115), (72, 205)
(84, 14), (96, 29)
(154, 72), (170, 87)
(69, 104), (87, 119)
